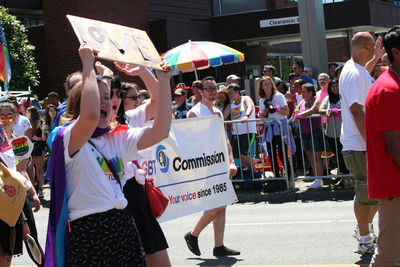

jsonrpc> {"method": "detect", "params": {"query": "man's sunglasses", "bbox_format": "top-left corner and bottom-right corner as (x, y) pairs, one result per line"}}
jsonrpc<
(124, 94), (142, 101)
(0, 114), (15, 123)
(110, 90), (125, 99)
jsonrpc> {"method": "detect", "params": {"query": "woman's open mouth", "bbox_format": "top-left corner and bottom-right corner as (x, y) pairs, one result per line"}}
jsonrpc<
(100, 110), (108, 119)
(112, 105), (118, 111)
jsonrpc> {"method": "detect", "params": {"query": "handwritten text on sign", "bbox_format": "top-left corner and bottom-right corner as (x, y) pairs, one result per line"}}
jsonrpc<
(67, 15), (161, 69)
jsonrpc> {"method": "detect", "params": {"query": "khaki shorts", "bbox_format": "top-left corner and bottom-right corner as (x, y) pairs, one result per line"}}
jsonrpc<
(342, 150), (378, 206)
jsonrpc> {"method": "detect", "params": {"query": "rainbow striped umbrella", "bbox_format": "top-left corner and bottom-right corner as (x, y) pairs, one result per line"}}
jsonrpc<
(162, 41), (245, 74)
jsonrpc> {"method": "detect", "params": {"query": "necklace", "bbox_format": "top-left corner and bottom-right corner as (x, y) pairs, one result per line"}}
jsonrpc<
(389, 66), (400, 82)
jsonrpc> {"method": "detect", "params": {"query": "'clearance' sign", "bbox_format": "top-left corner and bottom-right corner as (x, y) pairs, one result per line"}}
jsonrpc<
(259, 16), (299, 28)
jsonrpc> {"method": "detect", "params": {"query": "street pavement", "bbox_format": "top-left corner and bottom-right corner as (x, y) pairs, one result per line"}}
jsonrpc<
(12, 183), (378, 267)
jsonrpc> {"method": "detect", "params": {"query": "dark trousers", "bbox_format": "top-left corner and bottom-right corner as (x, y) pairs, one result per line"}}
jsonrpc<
(266, 134), (292, 180)
(326, 136), (349, 174)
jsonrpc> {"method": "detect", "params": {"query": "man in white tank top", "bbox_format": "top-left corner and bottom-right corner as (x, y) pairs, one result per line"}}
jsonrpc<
(184, 76), (240, 257)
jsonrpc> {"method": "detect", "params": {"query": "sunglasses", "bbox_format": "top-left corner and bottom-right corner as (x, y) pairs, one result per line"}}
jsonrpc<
(0, 114), (15, 123)
(110, 90), (125, 99)
(124, 94), (141, 101)
(203, 86), (218, 92)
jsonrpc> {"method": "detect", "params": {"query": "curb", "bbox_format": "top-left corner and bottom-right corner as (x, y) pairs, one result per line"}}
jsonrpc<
(236, 186), (355, 203)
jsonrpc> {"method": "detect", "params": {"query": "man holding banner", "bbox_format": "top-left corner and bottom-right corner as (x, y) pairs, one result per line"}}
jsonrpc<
(184, 76), (240, 257)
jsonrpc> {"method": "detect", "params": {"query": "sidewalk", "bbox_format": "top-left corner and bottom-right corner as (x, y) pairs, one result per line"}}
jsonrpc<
(235, 179), (354, 203)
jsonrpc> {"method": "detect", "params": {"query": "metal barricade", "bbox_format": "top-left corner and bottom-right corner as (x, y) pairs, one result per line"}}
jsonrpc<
(224, 114), (352, 191)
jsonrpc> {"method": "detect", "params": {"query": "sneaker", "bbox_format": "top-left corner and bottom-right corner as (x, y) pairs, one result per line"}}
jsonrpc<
(38, 189), (44, 198)
(184, 232), (201, 256)
(352, 225), (360, 240)
(309, 179), (323, 189)
(357, 235), (376, 254)
(213, 245), (240, 257)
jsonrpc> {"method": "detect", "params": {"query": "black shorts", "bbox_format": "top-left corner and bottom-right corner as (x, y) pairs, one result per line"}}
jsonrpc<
(230, 133), (256, 158)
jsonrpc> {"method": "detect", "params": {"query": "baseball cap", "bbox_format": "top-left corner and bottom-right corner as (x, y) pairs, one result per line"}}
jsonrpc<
(226, 74), (241, 83)
(174, 88), (186, 96)
(174, 83), (190, 91)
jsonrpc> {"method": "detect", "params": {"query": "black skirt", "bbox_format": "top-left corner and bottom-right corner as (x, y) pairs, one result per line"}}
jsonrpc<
(66, 209), (147, 267)
(0, 219), (23, 257)
(123, 178), (169, 254)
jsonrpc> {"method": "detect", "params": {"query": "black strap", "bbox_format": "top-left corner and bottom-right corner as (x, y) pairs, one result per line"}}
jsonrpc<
(88, 140), (122, 188)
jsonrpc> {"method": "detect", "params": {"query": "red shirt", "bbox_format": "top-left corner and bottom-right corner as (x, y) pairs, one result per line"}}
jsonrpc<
(365, 70), (400, 198)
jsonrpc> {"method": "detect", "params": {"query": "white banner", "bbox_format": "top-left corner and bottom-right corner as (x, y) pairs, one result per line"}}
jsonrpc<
(137, 115), (237, 222)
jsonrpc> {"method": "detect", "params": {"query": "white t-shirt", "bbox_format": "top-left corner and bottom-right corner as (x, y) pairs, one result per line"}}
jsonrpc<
(63, 124), (147, 221)
(13, 115), (31, 137)
(122, 105), (147, 185)
(190, 102), (223, 118)
(125, 105), (146, 128)
(259, 92), (287, 121)
(339, 59), (373, 151)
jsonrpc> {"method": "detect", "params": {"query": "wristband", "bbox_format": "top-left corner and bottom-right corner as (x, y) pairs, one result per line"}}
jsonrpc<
(294, 114), (301, 119)
(331, 107), (339, 115)
(274, 105), (280, 111)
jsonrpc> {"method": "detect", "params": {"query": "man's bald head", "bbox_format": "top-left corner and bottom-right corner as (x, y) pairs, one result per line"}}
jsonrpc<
(351, 32), (374, 49)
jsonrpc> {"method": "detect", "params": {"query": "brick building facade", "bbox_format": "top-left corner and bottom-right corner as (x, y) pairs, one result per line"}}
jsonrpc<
(3, 0), (399, 97)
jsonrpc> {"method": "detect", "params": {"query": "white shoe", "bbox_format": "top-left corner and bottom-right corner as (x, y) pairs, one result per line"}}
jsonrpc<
(310, 179), (323, 189)
(357, 235), (376, 254)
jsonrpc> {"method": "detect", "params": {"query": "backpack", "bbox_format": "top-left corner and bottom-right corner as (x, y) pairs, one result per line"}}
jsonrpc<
(0, 161), (26, 227)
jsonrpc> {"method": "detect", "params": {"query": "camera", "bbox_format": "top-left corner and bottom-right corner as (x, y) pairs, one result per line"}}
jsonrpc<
(264, 99), (275, 114)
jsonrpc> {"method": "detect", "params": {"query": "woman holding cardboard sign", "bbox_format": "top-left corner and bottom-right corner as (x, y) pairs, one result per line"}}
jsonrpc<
(44, 43), (172, 267)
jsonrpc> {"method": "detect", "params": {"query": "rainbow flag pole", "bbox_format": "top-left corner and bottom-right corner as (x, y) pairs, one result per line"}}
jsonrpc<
(0, 23), (11, 92)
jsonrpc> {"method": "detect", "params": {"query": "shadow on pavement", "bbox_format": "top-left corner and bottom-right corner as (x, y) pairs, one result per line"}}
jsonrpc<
(186, 256), (242, 266)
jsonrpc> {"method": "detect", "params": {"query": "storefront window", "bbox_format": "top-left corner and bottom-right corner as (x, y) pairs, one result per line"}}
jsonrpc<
(267, 54), (302, 81)
(215, 0), (266, 15)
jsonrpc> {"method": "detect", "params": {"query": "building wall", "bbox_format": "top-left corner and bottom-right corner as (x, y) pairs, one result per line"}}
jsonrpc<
(148, 0), (213, 21)
(327, 37), (350, 63)
(36, 0), (149, 98)
(267, 0), (297, 9)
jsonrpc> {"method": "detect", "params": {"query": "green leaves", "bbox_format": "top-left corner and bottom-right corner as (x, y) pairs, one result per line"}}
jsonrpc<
(0, 7), (40, 91)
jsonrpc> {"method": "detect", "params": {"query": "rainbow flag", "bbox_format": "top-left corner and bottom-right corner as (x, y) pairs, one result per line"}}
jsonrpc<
(0, 24), (11, 91)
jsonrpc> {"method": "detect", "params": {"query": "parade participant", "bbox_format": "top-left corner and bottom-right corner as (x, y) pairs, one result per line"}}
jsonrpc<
(113, 62), (172, 267)
(226, 74), (241, 85)
(292, 61), (313, 84)
(44, 44), (172, 267)
(366, 26), (400, 267)
(25, 106), (46, 198)
(184, 76), (239, 257)
(293, 83), (324, 189)
(52, 71), (82, 129)
(0, 102), (41, 267)
(339, 32), (382, 254)
(258, 76), (292, 179)
(172, 88), (192, 119)
(188, 80), (202, 105)
(224, 83), (256, 171)
(318, 79), (349, 178)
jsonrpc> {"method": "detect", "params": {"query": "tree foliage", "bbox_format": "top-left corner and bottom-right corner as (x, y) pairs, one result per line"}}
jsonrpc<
(0, 7), (40, 91)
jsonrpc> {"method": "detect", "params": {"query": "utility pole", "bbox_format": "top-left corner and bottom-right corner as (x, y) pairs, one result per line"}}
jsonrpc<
(298, 0), (329, 76)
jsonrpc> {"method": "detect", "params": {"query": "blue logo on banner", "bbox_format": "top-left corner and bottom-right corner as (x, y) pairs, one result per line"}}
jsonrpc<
(156, 145), (169, 173)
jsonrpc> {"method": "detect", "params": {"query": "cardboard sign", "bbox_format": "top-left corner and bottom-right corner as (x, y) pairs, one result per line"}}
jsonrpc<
(10, 136), (33, 161)
(67, 15), (162, 69)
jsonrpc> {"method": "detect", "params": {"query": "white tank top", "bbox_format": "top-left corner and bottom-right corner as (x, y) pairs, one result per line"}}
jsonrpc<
(230, 97), (256, 135)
